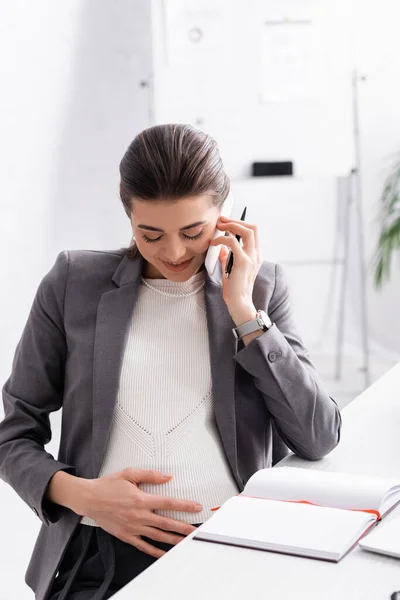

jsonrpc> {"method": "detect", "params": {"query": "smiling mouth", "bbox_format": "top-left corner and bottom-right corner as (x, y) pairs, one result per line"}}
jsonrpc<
(161, 258), (193, 270)
(163, 259), (190, 265)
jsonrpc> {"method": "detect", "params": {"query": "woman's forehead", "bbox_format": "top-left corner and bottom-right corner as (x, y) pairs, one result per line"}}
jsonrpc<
(131, 195), (217, 226)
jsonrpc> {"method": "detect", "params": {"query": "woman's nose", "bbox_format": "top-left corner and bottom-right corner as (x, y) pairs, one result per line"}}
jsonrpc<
(163, 241), (187, 263)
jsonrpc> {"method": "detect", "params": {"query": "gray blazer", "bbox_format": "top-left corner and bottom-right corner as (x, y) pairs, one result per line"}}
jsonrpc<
(0, 249), (341, 599)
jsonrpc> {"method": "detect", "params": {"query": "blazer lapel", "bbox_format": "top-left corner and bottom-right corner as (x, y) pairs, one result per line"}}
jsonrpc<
(91, 253), (144, 478)
(205, 262), (239, 482)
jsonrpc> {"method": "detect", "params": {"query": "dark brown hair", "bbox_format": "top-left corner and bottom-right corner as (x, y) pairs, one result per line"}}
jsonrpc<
(119, 124), (230, 258)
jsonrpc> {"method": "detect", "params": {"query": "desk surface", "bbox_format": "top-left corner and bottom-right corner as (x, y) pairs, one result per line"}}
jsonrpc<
(115, 363), (400, 600)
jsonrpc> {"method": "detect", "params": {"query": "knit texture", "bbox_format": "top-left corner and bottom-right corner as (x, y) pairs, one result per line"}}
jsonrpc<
(82, 269), (238, 526)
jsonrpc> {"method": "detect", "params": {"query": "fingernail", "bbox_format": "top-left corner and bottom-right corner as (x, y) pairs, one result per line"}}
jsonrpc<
(195, 504), (203, 511)
(162, 473), (173, 478)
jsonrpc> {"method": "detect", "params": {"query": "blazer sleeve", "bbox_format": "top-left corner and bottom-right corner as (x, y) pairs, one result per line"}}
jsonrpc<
(234, 263), (342, 461)
(0, 252), (76, 525)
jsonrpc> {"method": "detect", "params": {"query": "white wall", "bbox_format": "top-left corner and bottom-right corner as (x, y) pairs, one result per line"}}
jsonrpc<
(0, 1), (80, 387)
(355, 0), (400, 356)
(0, 0), (152, 387)
(46, 0), (153, 254)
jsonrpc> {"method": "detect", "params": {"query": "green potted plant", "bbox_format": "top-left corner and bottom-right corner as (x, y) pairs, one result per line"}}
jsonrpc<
(372, 155), (400, 288)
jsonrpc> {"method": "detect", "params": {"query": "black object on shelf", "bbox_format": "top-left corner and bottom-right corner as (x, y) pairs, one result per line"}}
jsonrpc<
(252, 161), (293, 177)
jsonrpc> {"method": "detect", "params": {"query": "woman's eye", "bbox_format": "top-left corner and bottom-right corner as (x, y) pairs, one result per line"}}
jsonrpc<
(142, 231), (204, 243)
(183, 231), (204, 241)
(142, 235), (163, 243)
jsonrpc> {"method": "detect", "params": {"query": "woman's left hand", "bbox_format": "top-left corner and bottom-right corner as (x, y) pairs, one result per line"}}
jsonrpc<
(208, 215), (262, 325)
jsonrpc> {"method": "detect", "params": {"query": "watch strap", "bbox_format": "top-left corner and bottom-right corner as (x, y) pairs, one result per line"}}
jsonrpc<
(232, 310), (272, 340)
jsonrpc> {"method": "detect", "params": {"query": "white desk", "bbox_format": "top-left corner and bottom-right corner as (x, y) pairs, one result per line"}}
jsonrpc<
(115, 363), (400, 600)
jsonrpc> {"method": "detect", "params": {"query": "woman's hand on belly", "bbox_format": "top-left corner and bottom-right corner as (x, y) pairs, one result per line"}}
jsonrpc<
(80, 468), (203, 558)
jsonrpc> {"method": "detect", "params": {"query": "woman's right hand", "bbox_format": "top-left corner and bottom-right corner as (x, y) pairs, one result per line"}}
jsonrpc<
(77, 468), (203, 558)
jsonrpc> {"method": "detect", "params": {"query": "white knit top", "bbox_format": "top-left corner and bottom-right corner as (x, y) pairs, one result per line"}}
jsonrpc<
(82, 269), (239, 526)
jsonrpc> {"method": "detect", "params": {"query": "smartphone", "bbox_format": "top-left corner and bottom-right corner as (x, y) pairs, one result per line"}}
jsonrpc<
(205, 192), (234, 276)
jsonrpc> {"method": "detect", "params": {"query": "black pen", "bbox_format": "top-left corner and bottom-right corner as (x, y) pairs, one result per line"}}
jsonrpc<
(225, 206), (247, 278)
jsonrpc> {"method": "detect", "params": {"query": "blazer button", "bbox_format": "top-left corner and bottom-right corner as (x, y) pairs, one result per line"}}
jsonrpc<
(268, 351), (277, 362)
(32, 507), (38, 516)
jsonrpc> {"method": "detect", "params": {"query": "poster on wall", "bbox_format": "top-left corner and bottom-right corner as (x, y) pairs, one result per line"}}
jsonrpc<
(260, 17), (326, 103)
(258, 0), (329, 103)
(257, 0), (354, 176)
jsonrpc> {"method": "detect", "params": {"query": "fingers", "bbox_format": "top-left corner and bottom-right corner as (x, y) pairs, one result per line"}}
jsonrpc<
(216, 221), (256, 253)
(140, 526), (185, 546)
(122, 468), (172, 485)
(150, 514), (197, 536)
(210, 234), (244, 258)
(218, 245), (230, 267)
(219, 216), (260, 250)
(219, 214), (256, 227)
(129, 536), (166, 559)
(144, 492), (203, 515)
(125, 527), (187, 558)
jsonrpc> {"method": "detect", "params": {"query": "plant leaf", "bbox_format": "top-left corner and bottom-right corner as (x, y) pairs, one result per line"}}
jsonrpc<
(372, 155), (400, 288)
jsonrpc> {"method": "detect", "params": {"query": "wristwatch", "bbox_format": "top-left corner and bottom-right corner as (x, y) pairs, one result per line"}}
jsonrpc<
(232, 310), (273, 340)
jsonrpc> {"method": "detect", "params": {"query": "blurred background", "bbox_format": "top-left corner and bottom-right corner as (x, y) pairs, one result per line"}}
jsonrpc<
(0, 1), (399, 597)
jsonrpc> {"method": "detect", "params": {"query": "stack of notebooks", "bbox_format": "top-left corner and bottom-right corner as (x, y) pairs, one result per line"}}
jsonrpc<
(194, 467), (400, 562)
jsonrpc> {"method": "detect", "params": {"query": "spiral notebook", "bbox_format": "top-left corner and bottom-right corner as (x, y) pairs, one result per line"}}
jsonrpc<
(194, 467), (400, 562)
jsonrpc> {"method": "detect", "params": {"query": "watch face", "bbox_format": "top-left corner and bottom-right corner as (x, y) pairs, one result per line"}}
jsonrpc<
(257, 310), (272, 329)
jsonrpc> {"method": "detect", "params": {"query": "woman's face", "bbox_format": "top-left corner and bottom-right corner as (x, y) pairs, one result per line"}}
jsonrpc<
(130, 194), (220, 280)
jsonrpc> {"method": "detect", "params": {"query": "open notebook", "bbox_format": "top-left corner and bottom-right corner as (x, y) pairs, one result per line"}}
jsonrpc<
(194, 467), (400, 562)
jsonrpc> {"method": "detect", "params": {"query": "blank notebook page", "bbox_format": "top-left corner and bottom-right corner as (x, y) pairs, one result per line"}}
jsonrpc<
(197, 496), (374, 558)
